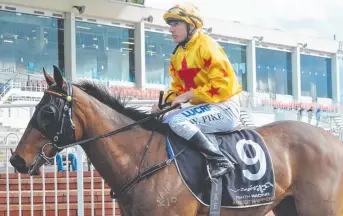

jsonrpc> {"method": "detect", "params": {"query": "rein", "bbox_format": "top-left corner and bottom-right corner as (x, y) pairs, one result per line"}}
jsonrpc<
(54, 104), (177, 150)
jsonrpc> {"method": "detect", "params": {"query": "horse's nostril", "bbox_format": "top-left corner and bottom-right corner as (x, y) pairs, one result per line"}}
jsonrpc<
(10, 153), (26, 168)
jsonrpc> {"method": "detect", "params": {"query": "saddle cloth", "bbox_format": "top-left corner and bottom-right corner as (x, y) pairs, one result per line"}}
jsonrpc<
(166, 128), (276, 208)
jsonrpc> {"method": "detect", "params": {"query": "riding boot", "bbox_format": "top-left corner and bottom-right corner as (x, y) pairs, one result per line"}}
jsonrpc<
(188, 131), (234, 178)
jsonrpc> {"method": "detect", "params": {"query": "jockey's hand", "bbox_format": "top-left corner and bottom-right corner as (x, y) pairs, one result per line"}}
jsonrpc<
(171, 91), (195, 107)
(151, 104), (160, 113)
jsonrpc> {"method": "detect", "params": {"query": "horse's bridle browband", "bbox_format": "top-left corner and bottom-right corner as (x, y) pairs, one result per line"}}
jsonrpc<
(33, 82), (183, 200)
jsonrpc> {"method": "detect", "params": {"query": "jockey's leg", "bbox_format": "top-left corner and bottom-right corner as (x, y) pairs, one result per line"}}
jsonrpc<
(168, 96), (240, 178)
(188, 130), (234, 178)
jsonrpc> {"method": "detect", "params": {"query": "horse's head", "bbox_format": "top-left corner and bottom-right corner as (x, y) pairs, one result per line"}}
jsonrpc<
(10, 66), (81, 175)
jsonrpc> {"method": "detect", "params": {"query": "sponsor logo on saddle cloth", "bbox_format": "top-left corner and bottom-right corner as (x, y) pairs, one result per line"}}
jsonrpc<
(166, 129), (276, 208)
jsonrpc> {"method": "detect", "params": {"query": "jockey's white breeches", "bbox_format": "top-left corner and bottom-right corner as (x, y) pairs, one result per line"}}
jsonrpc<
(163, 94), (241, 140)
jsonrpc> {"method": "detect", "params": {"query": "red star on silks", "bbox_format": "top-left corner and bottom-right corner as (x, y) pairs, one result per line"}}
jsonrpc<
(203, 57), (212, 68)
(178, 57), (201, 91)
(208, 86), (220, 97)
(221, 69), (228, 77)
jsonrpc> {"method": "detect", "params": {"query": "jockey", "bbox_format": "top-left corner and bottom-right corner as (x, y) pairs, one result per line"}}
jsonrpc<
(152, 3), (242, 178)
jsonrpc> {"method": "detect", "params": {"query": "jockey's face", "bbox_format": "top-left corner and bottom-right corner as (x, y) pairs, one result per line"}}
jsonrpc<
(169, 21), (194, 43)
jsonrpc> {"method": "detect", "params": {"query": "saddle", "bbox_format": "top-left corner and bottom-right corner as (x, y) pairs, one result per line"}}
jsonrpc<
(166, 127), (276, 215)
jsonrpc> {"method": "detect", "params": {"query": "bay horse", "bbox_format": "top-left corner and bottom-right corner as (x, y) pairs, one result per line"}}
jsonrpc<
(10, 66), (343, 216)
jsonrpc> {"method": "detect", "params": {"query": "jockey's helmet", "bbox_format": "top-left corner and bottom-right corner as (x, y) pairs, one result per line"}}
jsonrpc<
(163, 3), (203, 29)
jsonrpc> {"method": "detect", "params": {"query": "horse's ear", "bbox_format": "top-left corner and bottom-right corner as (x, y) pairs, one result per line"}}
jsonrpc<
(53, 65), (64, 89)
(43, 67), (54, 86)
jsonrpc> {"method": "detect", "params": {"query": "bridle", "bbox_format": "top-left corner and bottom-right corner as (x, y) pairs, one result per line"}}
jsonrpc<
(29, 82), (185, 200)
(29, 82), (76, 173)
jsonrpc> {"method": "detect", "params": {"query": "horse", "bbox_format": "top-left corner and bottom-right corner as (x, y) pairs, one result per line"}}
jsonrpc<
(10, 66), (343, 216)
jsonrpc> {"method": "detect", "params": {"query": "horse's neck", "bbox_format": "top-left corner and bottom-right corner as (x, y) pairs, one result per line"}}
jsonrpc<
(78, 98), (166, 191)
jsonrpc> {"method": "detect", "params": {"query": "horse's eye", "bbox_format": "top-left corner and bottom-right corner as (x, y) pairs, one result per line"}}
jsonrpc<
(37, 105), (59, 130)
(41, 106), (56, 116)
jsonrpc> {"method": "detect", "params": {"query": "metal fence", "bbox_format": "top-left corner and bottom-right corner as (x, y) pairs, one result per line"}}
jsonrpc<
(0, 144), (116, 216)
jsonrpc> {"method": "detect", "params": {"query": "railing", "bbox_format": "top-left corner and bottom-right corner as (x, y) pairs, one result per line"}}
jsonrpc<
(0, 79), (47, 104)
(243, 91), (343, 114)
(0, 66), (19, 98)
(4, 95), (42, 104)
(0, 66), (15, 80)
(0, 79), (13, 101)
(0, 66), (47, 103)
(0, 65), (44, 77)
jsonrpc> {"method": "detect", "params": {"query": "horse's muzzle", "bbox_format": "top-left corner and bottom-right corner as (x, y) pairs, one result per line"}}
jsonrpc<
(10, 153), (30, 174)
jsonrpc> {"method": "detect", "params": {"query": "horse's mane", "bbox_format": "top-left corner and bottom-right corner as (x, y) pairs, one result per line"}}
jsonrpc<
(75, 80), (167, 134)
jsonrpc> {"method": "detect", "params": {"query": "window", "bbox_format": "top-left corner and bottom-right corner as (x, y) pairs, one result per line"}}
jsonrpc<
(145, 31), (175, 85)
(0, 10), (64, 76)
(76, 22), (135, 82)
(256, 48), (292, 95)
(300, 54), (332, 98)
(219, 42), (247, 90)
